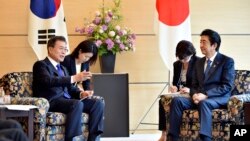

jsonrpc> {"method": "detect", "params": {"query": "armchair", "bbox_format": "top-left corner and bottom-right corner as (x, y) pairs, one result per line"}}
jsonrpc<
(0, 72), (103, 141)
(160, 70), (250, 140)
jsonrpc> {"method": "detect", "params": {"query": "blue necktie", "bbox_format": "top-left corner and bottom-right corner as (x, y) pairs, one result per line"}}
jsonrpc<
(56, 64), (71, 99)
(204, 59), (212, 78)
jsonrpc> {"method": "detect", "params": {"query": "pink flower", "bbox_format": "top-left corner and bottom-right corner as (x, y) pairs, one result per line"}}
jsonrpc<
(105, 16), (112, 24)
(86, 26), (94, 35)
(105, 39), (114, 50)
(119, 43), (125, 50)
(102, 25), (108, 31)
(93, 17), (102, 25)
(95, 40), (103, 47)
(107, 10), (113, 17)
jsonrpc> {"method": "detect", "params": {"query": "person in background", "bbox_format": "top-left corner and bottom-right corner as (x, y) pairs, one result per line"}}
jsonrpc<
(61, 39), (98, 90)
(61, 39), (103, 141)
(32, 36), (104, 141)
(0, 119), (29, 141)
(167, 29), (235, 141)
(158, 40), (199, 141)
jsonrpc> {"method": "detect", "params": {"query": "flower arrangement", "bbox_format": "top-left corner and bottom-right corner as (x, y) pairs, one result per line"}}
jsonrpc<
(75, 0), (136, 56)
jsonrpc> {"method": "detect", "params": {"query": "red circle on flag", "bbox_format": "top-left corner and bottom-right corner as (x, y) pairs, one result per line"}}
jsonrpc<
(156, 0), (189, 26)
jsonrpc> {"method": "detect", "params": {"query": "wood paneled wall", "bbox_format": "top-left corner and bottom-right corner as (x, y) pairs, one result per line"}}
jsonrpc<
(0, 0), (250, 131)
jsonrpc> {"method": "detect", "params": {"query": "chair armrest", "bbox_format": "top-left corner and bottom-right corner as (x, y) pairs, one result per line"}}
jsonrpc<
(228, 94), (250, 116)
(11, 97), (49, 124)
(160, 94), (190, 112)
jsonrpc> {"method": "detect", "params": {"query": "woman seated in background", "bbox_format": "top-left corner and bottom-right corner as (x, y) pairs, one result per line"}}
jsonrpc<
(61, 39), (104, 141)
(62, 39), (98, 90)
(158, 40), (200, 141)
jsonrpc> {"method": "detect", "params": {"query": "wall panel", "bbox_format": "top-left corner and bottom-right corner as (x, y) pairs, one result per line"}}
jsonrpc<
(190, 0), (250, 34)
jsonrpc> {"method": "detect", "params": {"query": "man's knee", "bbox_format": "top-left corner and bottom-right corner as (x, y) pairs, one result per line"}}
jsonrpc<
(72, 100), (84, 111)
(171, 97), (183, 105)
(96, 99), (105, 110)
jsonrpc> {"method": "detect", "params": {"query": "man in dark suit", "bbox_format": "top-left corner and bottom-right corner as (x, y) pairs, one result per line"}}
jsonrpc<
(32, 36), (104, 141)
(167, 29), (235, 141)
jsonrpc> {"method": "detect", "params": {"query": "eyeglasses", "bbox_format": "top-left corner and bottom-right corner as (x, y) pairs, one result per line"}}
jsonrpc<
(59, 47), (69, 53)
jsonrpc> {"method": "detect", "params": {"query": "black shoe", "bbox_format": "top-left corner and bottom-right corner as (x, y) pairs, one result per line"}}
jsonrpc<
(87, 134), (100, 141)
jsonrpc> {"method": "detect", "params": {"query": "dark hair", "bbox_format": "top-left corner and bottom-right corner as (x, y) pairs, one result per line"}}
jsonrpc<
(175, 40), (196, 60)
(71, 39), (98, 65)
(200, 29), (221, 51)
(47, 36), (67, 49)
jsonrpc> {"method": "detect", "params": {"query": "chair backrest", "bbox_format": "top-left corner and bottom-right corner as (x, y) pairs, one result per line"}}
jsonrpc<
(231, 70), (250, 95)
(0, 72), (33, 97)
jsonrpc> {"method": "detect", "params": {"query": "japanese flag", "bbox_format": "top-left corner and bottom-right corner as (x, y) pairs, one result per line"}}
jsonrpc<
(156, 0), (191, 72)
(28, 0), (69, 60)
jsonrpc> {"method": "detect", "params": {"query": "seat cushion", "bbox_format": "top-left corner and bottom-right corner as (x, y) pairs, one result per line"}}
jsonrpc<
(46, 112), (89, 125)
(182, 109), (230, 123)
(231, 70), (250, 95)
(179, 121), (230, 140)
(47, 112), (67, 125)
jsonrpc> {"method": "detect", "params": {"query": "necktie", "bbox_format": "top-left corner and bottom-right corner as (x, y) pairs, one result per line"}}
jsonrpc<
(204, 59), (212, 78)
(56, 64), (71, 99)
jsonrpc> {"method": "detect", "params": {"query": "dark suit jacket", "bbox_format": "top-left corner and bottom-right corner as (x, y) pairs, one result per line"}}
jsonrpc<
(190, 53), (235, 105)
(172, 55), (200, 90)
(61, 55), (91, 90)
(32, 57), (81, 101)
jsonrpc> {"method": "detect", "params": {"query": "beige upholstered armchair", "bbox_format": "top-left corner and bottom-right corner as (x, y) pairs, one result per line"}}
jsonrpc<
(160, 70), (250, 140)
(0, 72), (103, 141)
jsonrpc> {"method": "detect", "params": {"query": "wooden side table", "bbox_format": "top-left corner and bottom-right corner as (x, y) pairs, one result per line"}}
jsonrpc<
(0, 106), (34, 141)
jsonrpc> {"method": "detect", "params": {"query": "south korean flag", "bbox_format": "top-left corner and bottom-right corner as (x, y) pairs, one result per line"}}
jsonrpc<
(28, 0), (69, 60)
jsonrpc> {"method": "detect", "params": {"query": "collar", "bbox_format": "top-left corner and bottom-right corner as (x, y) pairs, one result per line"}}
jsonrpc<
(206, 52), (217, 62)
(47, 56), (59, 70)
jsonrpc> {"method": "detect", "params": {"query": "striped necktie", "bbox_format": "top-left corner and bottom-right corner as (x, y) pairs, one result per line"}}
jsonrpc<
(204, 59), (212, 78)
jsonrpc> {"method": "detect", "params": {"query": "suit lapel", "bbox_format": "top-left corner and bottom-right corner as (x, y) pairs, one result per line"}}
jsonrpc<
(200, 58), (206, 73)
(44, 58), (60, 76)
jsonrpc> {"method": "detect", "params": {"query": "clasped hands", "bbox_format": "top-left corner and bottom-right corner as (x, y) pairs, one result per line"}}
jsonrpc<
(192, 93), (208, 104)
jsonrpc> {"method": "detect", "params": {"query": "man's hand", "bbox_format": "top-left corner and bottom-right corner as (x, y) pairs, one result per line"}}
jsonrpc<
(192, 93), (208, 104)
(73, 71), (92, 82)
(80, 90), (94, 100)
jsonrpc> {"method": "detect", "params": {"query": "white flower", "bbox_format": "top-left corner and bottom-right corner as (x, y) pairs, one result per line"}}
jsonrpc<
(95, 11), (101, 16)
(99, 29), (104, 33)
(108, 31), (116, 37)
(115, 25), (121, 30)
(115, 36), (120, 39)
(122, 29), (127, 35)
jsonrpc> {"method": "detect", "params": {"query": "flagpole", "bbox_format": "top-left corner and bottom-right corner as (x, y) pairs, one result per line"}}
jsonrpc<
(102, 0), (105, 16)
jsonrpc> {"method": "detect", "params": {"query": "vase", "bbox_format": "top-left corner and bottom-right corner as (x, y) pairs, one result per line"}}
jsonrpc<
(99, 52), (116, 73)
